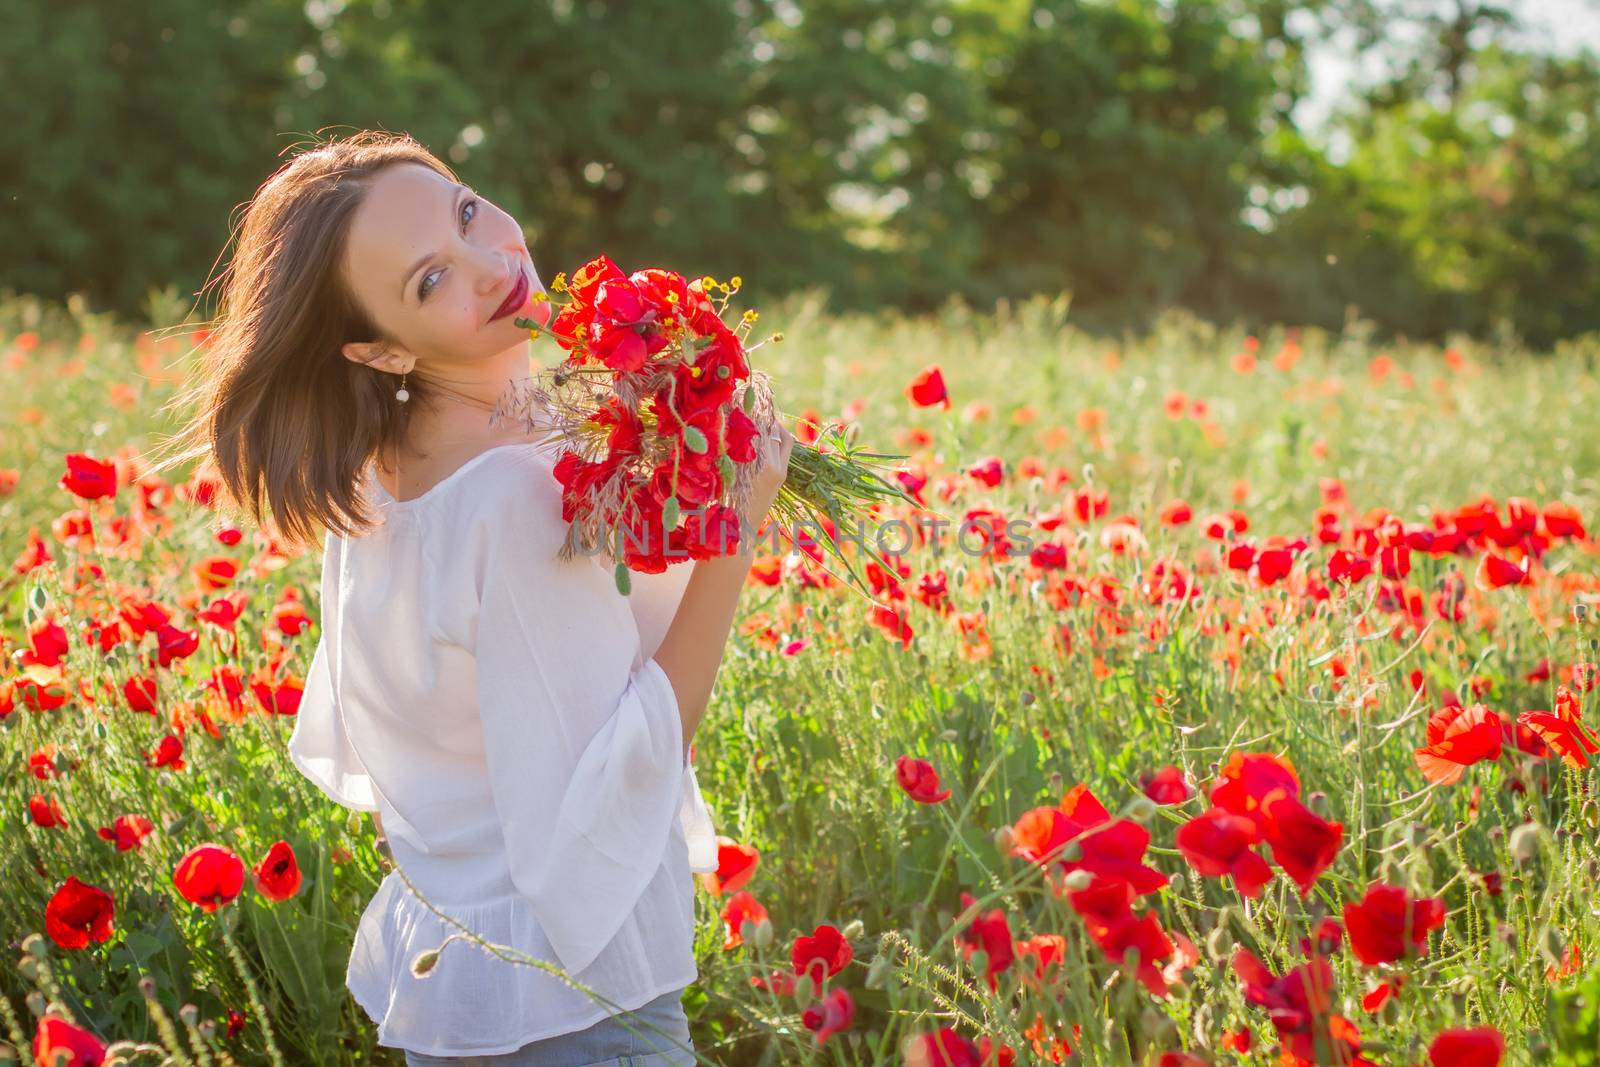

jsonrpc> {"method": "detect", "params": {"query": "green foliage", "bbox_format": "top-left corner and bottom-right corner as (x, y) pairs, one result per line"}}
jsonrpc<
(3, 0), (1598, 346)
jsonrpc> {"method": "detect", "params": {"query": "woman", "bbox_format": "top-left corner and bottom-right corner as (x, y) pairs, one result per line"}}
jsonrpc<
(156, 130), (794, 1064)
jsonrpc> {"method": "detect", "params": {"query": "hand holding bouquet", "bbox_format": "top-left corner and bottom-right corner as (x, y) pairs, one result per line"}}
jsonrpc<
(495, 254), (914, 596)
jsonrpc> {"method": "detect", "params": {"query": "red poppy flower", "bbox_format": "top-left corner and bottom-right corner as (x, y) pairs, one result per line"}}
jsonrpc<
(905, 364), (951, 410)
(1141, 766), (1192, 805)
(26, 617), (70, 666)
(801, 987), (855, 1046)
(145, 733), (186, 771)
(1175, 808), (1273, 898)
(1361, 977), (1403, 1013)
(719, 890), (769, 950)
(1017, 790), (1171, 895)
(29, 744), (63, 780)
(1474, 552), (1530, 590)
(895, 755), (953, 804)
(1516, 708), (1600, 768)
(955, 890), (1015, 992)
(97, 814), (156, 852)
(1083, 902), (1176, 996)
(1159, 499), (1193, 526)
(173, 844), (246, 912)
(1302, 917), (1345, 959)
(1342, 882), (1446, 966)
(870, 603), (914, 648)
(748, 968), (797, 998)
(791, 923), (853, 993)
(979, 1034), (1018, 1067)
(1261, 791), (1343, 895)
(1413, 703), (1504, 785)
(704, 837), (760, 897)
(252, 840), (303, 903)
(1427, 1026), (1504, 1067)
(33, 1016), (108, 1067)
(1057, 785), (1168, 894)
(1209, 752), (1300, 836)
(905, 1028), (982, 1067)
(59, 452), (119, 500)
(966, 456), (1004, 488)
(123, 674), (158, 714)
(29, 793), (68, 828)
(45, 876), (116, 950)
(1232, 949), (1360, 1065)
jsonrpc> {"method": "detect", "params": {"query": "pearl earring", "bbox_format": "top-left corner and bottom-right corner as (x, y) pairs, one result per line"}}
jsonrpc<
(395, 368), (410, 404)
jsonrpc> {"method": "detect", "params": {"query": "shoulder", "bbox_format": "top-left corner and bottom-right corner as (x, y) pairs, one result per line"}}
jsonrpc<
(457, 443), (577, 581)
(473, 442), (566, 518)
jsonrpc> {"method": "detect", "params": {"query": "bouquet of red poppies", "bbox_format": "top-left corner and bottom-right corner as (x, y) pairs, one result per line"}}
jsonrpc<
(497, 254), (914, 596)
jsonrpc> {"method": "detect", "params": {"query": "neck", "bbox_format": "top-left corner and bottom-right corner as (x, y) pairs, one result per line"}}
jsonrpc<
(385, 342), (551, 470)
(414, 339), (537, 410)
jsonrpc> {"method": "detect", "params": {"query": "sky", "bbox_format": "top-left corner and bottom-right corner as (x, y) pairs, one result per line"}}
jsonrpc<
(1295, 0), (1600, 134)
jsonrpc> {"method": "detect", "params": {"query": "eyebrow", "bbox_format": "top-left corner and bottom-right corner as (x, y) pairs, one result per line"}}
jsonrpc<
(399, 183), (467, 303)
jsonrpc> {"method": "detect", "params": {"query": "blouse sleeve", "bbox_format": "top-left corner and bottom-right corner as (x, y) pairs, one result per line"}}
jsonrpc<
(472, 464), (691, 979)
(288, 533), (380, 813)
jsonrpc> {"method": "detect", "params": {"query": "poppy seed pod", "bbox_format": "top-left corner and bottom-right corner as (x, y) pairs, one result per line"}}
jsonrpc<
(1206, 924), (1232, 964)
(1539, 927), (1566, 971)
(1139, 1006), (1176, 1044)
(1510, 822), (1544, 866)
(1123, 796), (1157, 823)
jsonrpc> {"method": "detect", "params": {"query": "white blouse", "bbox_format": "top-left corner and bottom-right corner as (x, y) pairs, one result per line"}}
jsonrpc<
(287, 440), (719, 1057)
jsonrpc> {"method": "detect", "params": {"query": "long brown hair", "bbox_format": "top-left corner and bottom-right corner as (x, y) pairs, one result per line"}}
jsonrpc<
(148, 129), (459, 552)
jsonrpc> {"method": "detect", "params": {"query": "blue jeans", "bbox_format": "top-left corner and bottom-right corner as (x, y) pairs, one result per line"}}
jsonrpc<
(401, 988), (698, 1066)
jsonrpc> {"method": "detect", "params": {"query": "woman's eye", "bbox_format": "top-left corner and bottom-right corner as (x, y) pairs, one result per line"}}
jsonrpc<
(418, 198), (480, 301)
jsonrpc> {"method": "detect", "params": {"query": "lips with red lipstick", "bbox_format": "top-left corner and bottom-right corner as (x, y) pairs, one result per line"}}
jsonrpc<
(489, 268), (530, 322)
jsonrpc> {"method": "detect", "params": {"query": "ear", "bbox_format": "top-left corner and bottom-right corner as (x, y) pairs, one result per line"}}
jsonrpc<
(341, 340), (407, 374)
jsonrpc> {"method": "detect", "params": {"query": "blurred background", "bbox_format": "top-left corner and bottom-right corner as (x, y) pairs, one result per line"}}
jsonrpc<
(5, 0), (1598, 347)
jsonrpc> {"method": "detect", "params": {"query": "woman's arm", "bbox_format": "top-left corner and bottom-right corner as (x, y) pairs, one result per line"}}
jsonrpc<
(652, 546), (756, 762)
(653, 417), (794, 759)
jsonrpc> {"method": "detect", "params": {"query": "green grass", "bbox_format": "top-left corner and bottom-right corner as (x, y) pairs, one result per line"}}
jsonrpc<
(0, 287), (1597, 1065)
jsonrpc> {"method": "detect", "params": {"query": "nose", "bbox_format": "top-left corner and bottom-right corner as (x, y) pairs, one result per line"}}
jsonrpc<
(472, 246), (516, 296)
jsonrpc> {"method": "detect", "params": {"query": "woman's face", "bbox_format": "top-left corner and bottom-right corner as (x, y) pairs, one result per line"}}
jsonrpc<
(340, 162), (549, 373)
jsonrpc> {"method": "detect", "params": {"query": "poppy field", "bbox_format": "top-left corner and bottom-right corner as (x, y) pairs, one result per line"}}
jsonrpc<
(1, 290), (1598, 1066)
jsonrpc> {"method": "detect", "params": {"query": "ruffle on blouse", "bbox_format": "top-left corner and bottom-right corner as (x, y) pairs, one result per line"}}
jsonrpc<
(289, 602), (720, 876)
(348, 860), (700, 1057)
